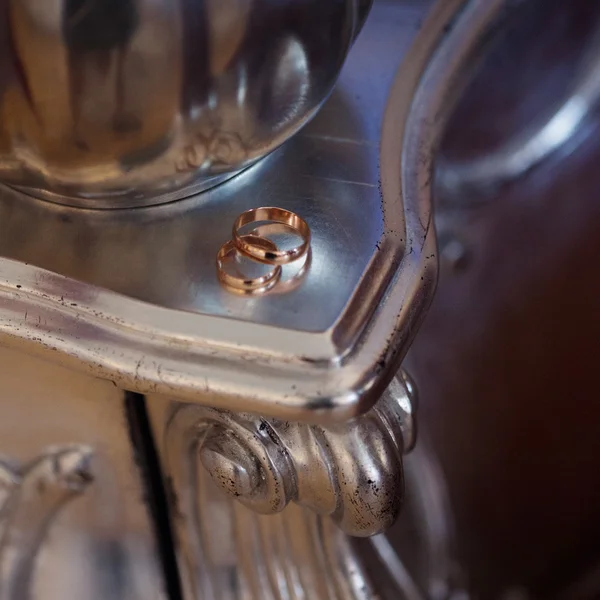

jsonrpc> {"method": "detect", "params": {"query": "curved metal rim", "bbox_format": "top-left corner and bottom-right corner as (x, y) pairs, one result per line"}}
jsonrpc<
(11, 170), (242, 210)
(0, 0), (520, 423)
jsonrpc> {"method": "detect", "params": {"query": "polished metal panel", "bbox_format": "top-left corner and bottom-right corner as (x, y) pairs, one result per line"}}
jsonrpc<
(0, 345), (166, 599)
(0, 0), (369, 205)
(0, 0), (436, 422)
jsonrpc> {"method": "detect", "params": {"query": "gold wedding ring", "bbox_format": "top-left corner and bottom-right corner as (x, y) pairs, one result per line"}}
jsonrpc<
(216, 235), (282, 292)
(217, 207), (311, 294)
(232, 207), (311, 265)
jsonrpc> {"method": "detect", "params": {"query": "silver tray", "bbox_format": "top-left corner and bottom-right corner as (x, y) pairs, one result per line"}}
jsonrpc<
(0, 0), (438, 423)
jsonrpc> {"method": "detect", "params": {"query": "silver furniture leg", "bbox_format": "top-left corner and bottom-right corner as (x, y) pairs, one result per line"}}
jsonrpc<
(146, 373), (418, 600)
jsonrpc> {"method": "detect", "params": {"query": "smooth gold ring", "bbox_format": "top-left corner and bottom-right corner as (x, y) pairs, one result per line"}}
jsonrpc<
(216, 235), (282, 292)
(232, 207), (311, 265)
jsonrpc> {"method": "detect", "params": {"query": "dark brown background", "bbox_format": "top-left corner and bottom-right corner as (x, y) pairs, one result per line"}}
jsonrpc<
(409, 0), (600, 595)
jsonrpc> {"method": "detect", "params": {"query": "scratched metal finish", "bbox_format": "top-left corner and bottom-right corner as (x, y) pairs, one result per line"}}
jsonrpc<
(0, 1), (425, 333)
(0, 0), (436, 421)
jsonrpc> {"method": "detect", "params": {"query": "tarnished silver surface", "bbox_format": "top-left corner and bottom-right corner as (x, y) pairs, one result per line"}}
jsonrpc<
(161, 370), (415, 538)
(0, 0), (436, 422)
(148, 390), (456, 600)
(0, 0), (370, 206)
(360, 439), (467, 600)
(0, 345), (166, 600)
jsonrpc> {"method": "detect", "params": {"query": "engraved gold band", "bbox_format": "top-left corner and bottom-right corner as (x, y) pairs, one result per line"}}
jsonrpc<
(216, 235), (281, 292)
(232, 207), (311, 265)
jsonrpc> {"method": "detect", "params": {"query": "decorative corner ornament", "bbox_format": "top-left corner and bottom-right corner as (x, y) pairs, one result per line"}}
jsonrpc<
(165, 370), (417, 537)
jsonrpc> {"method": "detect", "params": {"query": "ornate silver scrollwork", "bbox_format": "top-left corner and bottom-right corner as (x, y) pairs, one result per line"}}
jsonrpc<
(165, 371), (417, 538)
(0, 446), (94, 600)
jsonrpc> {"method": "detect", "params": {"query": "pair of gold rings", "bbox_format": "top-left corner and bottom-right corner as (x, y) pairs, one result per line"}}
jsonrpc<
(216, 207), (311, 293)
